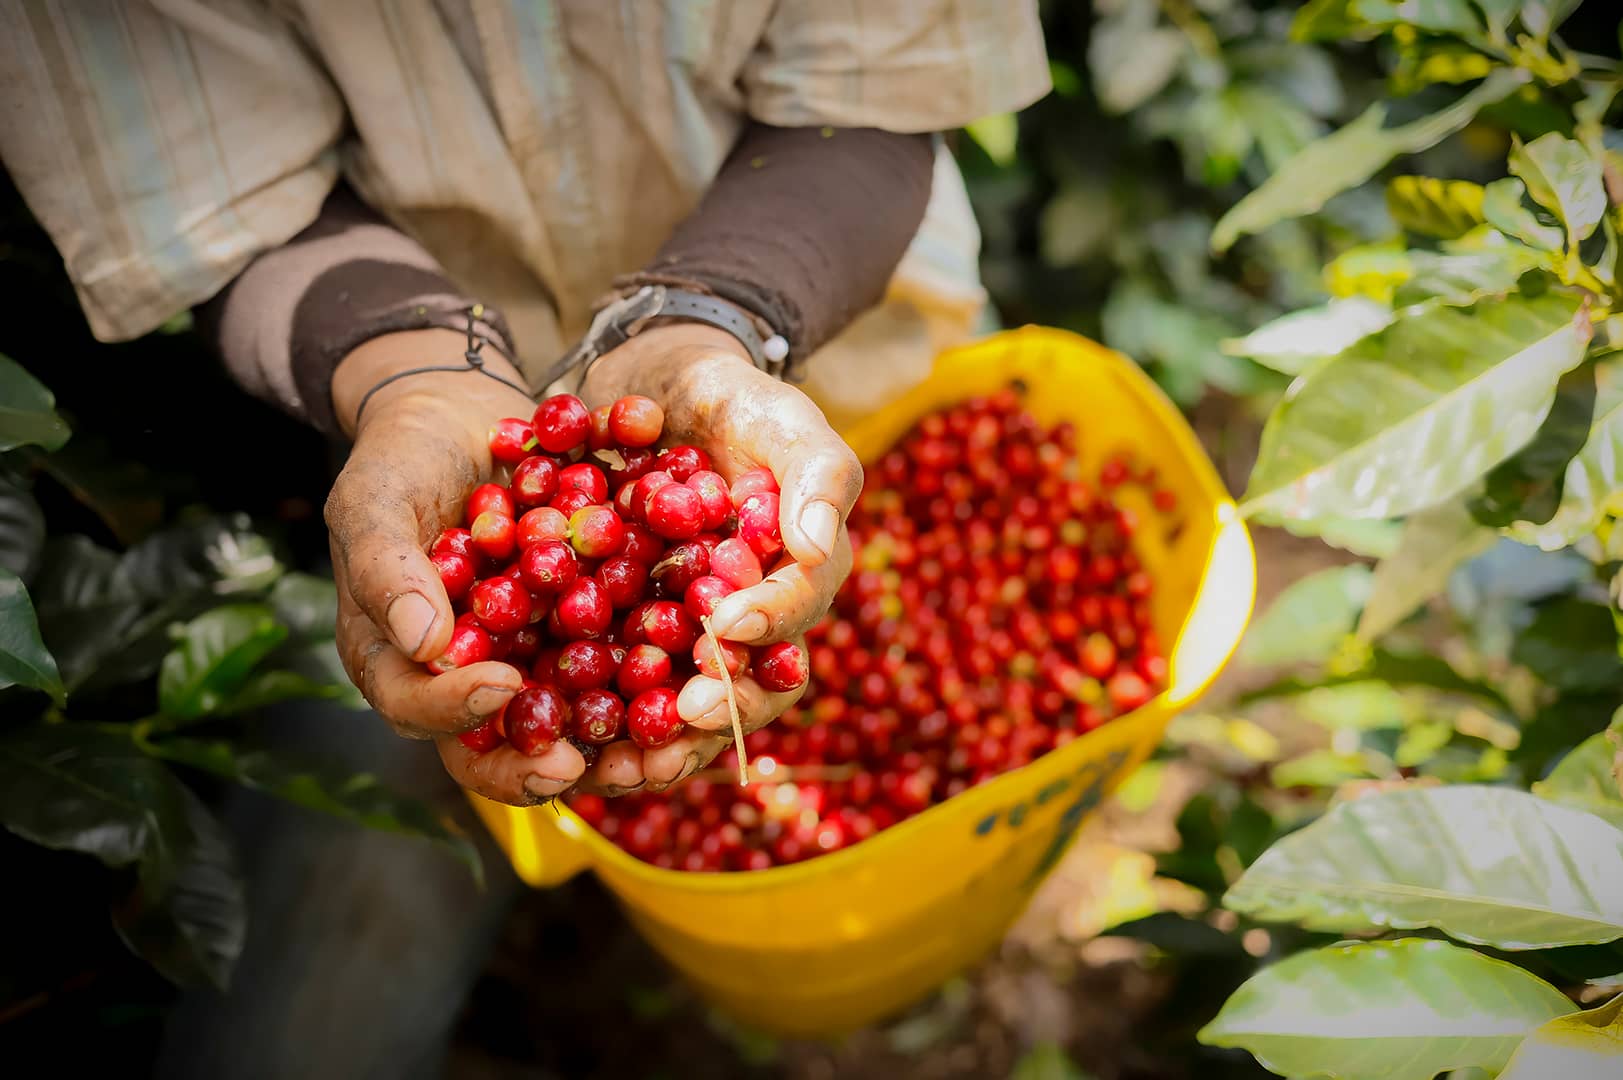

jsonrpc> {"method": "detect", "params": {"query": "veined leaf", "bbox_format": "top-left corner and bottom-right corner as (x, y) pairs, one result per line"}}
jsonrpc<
(1211, 70), (1525, 252)
(110, 787), (244, 990)
(1223, 298), (1394, 377)
(1239, 564), (1371, 667)
(1243, 293), (1589, 522)
(1386, 176), (1486, 239)
(1508, 355), (1623, 548)
(1266, 514), (1404, 558)
(0, 568), (65, 704)
(1510, 134), (1608, 257)
(1394, 246), (1549, 307)
(144, 735), (480, 881)
(0, 353), (70, 453)
(1198, 939), (1575, 1080)
(1472, 361), (1598, 527)
(157, 604), (288, 721)
(1224, 786), (1623, 949)
(1357, 501), (1496, 641)
(267, 572), (338, 641)
(0, 473), (45, 582)
(1484, 178), (1565, 252)
(1497, 993), (1623, 1080)
(1533, 718), (1623, 829)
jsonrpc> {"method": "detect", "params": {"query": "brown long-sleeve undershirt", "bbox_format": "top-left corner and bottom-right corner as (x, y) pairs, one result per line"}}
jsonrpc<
(196, 123), (935, 435)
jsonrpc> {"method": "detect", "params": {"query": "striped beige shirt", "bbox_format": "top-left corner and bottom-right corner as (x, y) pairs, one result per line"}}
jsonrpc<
(0, 1), (1049, 415)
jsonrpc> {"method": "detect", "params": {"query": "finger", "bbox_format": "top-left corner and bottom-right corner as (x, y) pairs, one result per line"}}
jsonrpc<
(769, 424), (863, 568)
(676, 670), (807, 735)
(437, 737), (587, 807)
(642, 730), (731, 791)
(575, 740), (647, 796)
(705, 531), (851, 644)
(325, 462), (453, 663)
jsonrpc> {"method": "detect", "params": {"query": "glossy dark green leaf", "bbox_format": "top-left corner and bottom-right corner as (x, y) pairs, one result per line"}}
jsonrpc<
(28, 536), (148, 692)
(268, 572), (337, 641)
(1198, 939), (1575, 1079)
(1212, 71), (1524, 252)
(145, 735), (480, 880)
(1515, 693), (1619, 786)
(0, 568), (64, 703)
(1243, 293), (1587, 522)
(1533, 718), (1623, 829)
(1508, 355), (1623, 549)
(0, 725), (187, 880)
(0, 353), (70, 453)
(217, 669), (341, 714)
(122, 514), (282, 602)
(1226, 786), (1623, 948)
(0, 472), (44, 582)
(157, 604), (288, 721)
(1514, 598), (1623, 693)
(1385, 176), (1486, 239)
(110, 787), (244, 990)
(34, 431), (165, 545)
(1471, 361), (1598, 527)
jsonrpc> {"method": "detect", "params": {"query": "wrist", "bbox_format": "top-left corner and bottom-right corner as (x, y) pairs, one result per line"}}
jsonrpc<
(583, 321), (752, 402)
(332, 329), (531, 440)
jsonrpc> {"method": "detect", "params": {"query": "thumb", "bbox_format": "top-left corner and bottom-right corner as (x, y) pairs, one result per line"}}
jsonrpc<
(325, 465), (454, 663)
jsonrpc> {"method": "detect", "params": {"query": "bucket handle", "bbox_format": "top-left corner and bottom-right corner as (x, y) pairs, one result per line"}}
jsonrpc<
(1166, 502), (1256, 707)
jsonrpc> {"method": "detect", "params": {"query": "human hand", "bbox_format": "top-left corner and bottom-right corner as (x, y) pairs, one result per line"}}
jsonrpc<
(576, 322), (862, 793)
(324, 329), (587, 805)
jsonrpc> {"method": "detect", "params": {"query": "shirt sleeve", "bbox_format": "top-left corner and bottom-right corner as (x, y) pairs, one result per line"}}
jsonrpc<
(740, 0), (1051, 132)
(0, 1), (345, 343)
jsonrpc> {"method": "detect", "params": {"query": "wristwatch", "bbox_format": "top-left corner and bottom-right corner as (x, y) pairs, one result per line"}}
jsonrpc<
(548, 285), (792, 391)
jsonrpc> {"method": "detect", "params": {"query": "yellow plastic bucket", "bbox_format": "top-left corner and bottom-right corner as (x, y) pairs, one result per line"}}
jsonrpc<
(468, 326), (1255, 1038)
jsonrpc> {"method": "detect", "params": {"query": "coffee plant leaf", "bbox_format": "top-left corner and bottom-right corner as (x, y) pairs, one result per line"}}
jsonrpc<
(1507, 355), (1623, 548)
(1358, 501), (1497, 641)
(1225, 786), (1623, 949)
(0, 567), (64, 703)
(1497, 992), (1623, 1080)
(157, 604), (288, 721)
(1222, 297), (1393, 376)
(1509, 133), (1608, 249)
(1239, 564), (1371, 667)
(1199, 939), (1575, 1080)
(0, 353), (70, 453)
(1471, 360), (1598, 527)
(1386, 175), (1486, 239)
(0, 471), (44, 582)
(1243, 292), (1588, 522)
(1534, 723), (1623, 830)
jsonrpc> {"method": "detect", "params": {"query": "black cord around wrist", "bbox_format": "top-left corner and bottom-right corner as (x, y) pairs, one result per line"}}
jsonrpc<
(351, 305), (533, 427)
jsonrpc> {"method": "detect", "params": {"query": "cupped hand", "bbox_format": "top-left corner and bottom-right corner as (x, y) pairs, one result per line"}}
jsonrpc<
(576, 322), (861, 793)
(324, 329), (586, 805)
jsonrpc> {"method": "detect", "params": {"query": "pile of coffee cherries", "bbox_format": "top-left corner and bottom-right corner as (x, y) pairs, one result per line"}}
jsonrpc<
(567, 388), (1175, 871)
(426, 393), (807, 760)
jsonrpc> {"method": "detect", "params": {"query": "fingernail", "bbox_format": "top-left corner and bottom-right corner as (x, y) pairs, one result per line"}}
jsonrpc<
(675, 751), (703, 783)
(680, 678), (725, 721)
(602, 781), (647, 797)
(714, 610), (769, 643)
(388, 592), (437, 656)
(466, 684), (514, 717)
(798, 500), (838, 560)
(524, 775), (571, 801)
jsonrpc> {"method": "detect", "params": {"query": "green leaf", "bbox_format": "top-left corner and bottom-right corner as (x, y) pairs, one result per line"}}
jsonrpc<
(217, 669), (341, 714)
(1211, 70), (1525, 252)
(1394, 246), (1549, 306)
(0, 353), (70, 453)
(1358, 501), (1496, 641)
(1271, 748), (1386, 789)
(1483, 178), (1566, 252)
(0, 568), (65, 704)
(1199, 939), (1575, 1080)
(1513, 597), (1623, 693)
(34, 431), (165, 545)
(1268, 515), (1404, 558)
(144, 735), (481, 881)
(1088, 1), (1184, 114)
(1010, 1042), (1092, 1080)
(1223, 298), (1394, 377)
(1534, 720), (1623, 829)
(1297, 681), (1411, 731)
(0, 725), (188, 885)
(1291, 0), (1367, 41)
(1471, 361), (1598, 527)
(964, 113), (1017, 167)
(157, 604), (288, 721)
(0, 472), (45, 582)
(1498, 992), (1623, 1080)
(1386, 176), (1487, 239)
(1510, 134), (1608, 257)
(1507, 355), (1623, 548)
(1356, 0), (1485, 37)
(1242, 293), (1589, 522)
(122, 514), (282, 601)
(1240, 648), (1512, 712)
(1225, 786), (1623, 949)
(268, 572), (338, 641)
(1239, 564), (1372, 667)
(110, 787), (244, 990)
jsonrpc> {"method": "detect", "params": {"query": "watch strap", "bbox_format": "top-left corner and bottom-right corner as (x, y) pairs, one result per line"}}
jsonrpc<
(536, 285), (791, 394)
